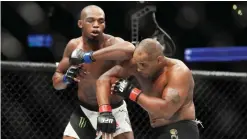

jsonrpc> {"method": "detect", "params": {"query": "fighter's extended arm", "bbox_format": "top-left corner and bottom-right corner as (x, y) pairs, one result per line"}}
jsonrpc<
(52, 39), (77, 90)
(70, 37), (135, 64)
(113, 70), (191, 119)
(92, 37), (135, 61)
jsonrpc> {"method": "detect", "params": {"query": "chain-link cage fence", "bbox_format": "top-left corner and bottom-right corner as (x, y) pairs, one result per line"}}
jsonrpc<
(2, 61), (247, 139)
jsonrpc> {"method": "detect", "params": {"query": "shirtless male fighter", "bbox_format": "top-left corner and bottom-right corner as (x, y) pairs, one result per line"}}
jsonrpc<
(96, 38), (200, 139)
(52, 5), (135, 139)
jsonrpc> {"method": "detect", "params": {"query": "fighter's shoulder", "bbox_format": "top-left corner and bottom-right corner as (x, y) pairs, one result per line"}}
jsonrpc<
(64, 37), (81, 56)
(104, 34), (125, 46)
(171, 60), (192, 81)
(68, 37), (81, 47)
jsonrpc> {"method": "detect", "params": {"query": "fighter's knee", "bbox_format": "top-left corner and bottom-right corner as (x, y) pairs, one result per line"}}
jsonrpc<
(62, 136), (77, 139)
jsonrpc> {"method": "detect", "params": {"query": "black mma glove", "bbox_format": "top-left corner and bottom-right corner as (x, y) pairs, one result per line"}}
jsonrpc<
(97, 105), (117, 134)
(62, 66), (80, 84)
(69, 48), (95, 65)
(112, 78), (142, 102)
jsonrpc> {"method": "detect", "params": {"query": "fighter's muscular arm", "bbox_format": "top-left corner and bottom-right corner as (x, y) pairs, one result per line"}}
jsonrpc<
(96, 63), (134, 135)
(96, 62), (132, 106)
(137, 70), (191, 119)
(93, 37), (135, 61)
(52, 39), (77, 90)
(70, 37), (135, 65)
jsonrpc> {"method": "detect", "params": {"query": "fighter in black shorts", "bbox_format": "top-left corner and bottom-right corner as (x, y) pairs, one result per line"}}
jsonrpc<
(97, 38), (200, 139)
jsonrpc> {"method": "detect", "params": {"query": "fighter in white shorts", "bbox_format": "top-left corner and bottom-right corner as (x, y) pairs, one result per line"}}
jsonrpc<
(63, 100), (131, 139)
(52, 5), (135, 139)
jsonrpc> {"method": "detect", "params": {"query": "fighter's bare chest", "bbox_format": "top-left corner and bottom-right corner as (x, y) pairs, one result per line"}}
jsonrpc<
(81, 61), (113, 77)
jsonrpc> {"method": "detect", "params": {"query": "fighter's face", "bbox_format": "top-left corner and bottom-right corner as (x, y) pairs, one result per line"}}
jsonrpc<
(78, 11), (105, 39)
(133, 51), (159, 78)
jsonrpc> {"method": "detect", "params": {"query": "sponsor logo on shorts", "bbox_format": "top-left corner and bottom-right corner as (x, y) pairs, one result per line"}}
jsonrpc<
(79, 117), (87, 128)
(170, 129), (178, 139)
(118, 109), (127, 112)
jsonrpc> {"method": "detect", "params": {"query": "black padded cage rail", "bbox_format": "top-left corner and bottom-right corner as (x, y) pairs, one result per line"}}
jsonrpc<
(1, 61), (247, 139)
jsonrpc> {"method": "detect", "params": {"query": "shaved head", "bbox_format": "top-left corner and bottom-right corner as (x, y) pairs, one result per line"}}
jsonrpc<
(133, 38), (166, 78)
(136, 38), (165, 61)
(78, 5), (105, 41)
(80, 5), (105, 20)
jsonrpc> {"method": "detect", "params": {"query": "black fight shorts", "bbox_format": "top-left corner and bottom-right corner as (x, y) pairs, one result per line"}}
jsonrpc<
(152, 120), (200, 139)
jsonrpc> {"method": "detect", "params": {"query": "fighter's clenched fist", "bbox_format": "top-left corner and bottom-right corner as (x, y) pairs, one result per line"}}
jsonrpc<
(97, 105), (117, 134)
(63, 66), (81, 84)
(70, 48), (95, 65)
(112, 78), (142, 102)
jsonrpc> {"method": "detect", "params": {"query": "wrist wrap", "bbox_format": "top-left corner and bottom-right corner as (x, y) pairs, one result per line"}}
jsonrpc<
(99, 104), (112, 113)
(129, 88), (142, 102)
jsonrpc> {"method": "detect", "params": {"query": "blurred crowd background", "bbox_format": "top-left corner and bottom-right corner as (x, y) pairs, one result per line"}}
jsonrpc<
(2, 1), (247, 71)
(1, 1), (247, 139)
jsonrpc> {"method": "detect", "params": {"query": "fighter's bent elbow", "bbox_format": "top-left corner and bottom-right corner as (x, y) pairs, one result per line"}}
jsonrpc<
(97, 74), (118, 86)
(124, 41), (135, 50)
(96, 78), (110, 94)
(97, 65), (123, 86)
(123, 41), (135, 55)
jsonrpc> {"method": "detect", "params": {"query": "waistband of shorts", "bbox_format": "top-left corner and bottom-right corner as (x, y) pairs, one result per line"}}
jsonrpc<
(77, 100), (124, 112)
(152, 120), (197, 133)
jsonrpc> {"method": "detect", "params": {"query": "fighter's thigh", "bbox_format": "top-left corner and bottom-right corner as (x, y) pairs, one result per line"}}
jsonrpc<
(113, 104), (133, 138)
(64, 106), (97, 139)
(113, 132), (134, 139)
(63, 136), (76, 139)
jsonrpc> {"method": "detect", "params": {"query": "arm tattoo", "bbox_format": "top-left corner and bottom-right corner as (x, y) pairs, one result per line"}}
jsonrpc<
(167, 88), (180, 104)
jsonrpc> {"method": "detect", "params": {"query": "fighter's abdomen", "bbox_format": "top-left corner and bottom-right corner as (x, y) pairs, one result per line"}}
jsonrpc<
(77, 77), (123, 106)
(149, 102), (196, 127)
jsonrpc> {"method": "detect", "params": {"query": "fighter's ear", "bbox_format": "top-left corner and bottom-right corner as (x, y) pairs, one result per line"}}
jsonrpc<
(157, 56), (163, 64)
(78, 20), (83, 29)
